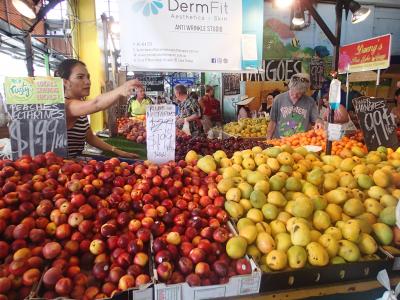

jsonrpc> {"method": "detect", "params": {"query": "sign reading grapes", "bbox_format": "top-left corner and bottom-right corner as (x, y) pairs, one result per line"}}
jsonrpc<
(353, 96), (399, 151)
(4, 77), (68, 159)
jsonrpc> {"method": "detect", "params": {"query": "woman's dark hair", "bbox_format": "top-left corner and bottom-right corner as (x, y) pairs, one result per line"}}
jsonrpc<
(395, 88), (400, 97)
(55, 59), (86, 79)
(272, 90), (280, 97)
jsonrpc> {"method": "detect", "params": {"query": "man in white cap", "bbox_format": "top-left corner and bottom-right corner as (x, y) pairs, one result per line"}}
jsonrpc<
(266, 73), (323, 139)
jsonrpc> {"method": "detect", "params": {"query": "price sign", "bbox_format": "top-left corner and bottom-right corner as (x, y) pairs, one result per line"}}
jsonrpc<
(327, 123), (344, 141)
(310, 58), (325, 90)
(353, 96), (399, 151)
(146, 105), (176, 164)
(4, 77), (67, 159)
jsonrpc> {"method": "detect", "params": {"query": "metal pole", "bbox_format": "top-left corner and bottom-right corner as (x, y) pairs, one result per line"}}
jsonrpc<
(23, 33), (34, 77)
(326, 1), (343, 155)
(44, 53), (50, 76)
(101, 14), (110, 83)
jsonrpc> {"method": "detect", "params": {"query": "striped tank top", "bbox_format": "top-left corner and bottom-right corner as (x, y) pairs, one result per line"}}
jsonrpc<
(67, 116), (90, 157)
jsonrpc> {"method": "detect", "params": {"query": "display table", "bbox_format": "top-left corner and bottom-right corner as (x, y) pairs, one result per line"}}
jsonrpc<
(101, 136), (147, 160)
(225, 276), (400, 300)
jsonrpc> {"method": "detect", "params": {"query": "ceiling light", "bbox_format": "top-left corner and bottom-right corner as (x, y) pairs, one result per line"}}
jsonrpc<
(12, 0), (36, 19)
(292, 15), (305, 26)
(349, 1), (371, 24)
(275, 0), (294, 9)
(292, 1), (305, 26)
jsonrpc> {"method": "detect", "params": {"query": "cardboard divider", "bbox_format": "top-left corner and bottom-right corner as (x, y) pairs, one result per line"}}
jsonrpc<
(259, 250), (393, 292)
(152, 221), (261, 300)
(29, 243), (154, 300)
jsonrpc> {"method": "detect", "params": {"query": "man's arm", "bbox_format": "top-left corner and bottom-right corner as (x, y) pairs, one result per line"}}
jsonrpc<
(266, 121), (276, 139)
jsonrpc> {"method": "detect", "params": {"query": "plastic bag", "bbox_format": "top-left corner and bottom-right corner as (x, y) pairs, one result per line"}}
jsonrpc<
(376, 269), (400, 300)
(182, 120), (191, 136)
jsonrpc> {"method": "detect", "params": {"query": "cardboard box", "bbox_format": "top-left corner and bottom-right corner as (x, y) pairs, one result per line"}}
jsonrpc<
(29, 245), (154, 300)
(379, 245), (400, 271)
(259, 252), (393, 292)
(154, 258), (261, 300)
(29, 271), (153, 300)
(153, 221), (261, 300)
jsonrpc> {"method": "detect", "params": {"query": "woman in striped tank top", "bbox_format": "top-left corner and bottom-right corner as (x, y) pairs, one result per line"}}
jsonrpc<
(56, 59), (142, 158)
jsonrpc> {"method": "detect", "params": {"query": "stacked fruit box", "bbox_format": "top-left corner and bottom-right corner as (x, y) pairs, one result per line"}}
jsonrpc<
(153, 222), (261, 300)
(29, 245), (154, 299)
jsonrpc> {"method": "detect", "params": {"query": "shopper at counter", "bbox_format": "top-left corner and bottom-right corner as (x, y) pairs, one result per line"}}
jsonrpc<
(236, 96), (254, 120)
(127, 86), (153, 116)
(391, 88), (400, 125)
(175, 84), (203, 136)
(199, 86), (221, 133)
(259, 90), (279, 114)
(319, 93), (357, 131)
(266, 73), (323, 139)
(56, 59), (141, 158)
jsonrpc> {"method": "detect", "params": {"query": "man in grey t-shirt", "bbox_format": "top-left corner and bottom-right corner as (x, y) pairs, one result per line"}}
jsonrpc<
(266, 73), (323, 139)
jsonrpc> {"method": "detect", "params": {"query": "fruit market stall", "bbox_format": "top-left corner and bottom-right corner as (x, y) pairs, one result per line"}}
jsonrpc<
(1, 139), (400, 299)
(0, 152), (262, 299)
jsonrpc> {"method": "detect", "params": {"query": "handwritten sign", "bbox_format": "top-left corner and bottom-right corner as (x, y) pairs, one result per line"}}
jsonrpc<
(263, 59), (302, 81)
(339, 34), (391, 74)
(223, 73), (241, 96)
(353, 96), (399, 151)
(146, 105), (176, 164)
(4, 77), (67, 159)
(310, 58), (325, 90)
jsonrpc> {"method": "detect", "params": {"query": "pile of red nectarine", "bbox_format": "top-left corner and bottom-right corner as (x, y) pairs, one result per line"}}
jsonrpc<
(0, 151), (252, 299)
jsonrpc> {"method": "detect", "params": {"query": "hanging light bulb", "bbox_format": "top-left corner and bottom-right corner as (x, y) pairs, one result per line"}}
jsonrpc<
(11, 0), (36, 19)
(349, 1), (371, 24)
(275, 0), (294, 9)
(292, 1), (305, 26)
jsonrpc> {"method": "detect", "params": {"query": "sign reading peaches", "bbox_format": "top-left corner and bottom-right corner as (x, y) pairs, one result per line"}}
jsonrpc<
(338, 34), (391, 74)
(3, 77), (68, 159)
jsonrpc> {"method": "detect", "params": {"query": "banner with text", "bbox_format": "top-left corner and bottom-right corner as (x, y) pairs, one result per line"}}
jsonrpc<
(4, 77), (68, 159)
(338, 34), (391, 74)
(120, 0), (262, 71)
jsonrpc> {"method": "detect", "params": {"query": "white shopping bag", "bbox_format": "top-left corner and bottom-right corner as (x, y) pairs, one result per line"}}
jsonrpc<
(182, 120), (191, 136)
(376, 270), (400, 300)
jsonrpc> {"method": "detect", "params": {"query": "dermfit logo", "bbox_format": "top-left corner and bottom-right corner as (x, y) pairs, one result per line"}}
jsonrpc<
(133, 0), (164, 16)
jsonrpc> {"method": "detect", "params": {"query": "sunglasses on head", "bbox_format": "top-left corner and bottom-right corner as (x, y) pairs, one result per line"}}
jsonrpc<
(292, 76), (310, 83)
